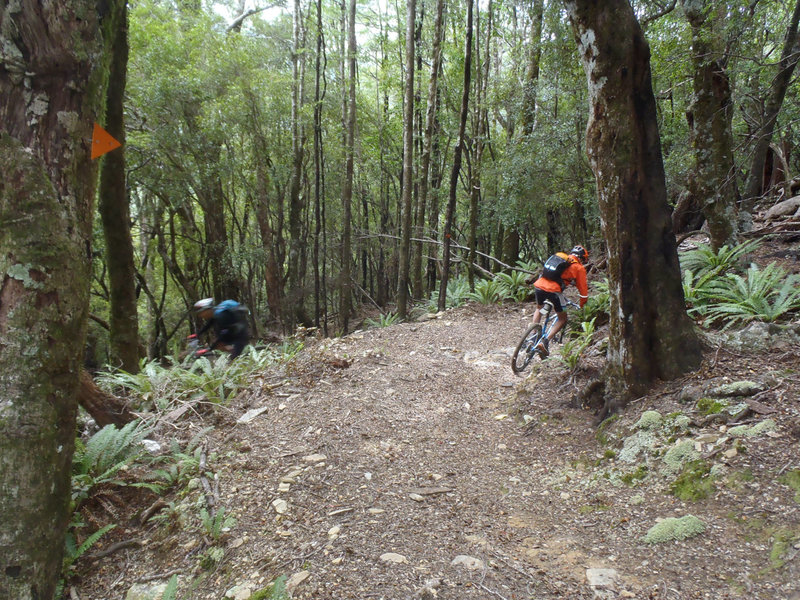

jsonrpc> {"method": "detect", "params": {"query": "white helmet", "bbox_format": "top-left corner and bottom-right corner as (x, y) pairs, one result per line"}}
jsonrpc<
(193, 298), (214, 312)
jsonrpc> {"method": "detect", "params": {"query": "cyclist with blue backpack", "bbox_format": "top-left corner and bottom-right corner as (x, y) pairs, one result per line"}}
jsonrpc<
(192, 298), (250, 358)
(529, 245), (589, 358)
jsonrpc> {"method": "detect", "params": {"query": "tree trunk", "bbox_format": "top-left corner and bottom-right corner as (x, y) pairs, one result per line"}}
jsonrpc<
(340, 0), (357, 332)
(397, 0), (417, 319)
(520, 0), (544, 135)
(681, 0), (738, 250)
(0, 3), (114, 596)
(288, 0), (309, 329)
(78, 369), (134, 428)
(99, 0), (140, 372)
(412, 0), (444, 299)
(742, 0), (800, 212)
(565, 0), (702, 406)
(438, 0), (473, 312)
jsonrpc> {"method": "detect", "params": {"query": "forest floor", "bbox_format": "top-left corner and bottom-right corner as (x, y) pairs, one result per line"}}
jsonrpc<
(78, 241), (800, 600)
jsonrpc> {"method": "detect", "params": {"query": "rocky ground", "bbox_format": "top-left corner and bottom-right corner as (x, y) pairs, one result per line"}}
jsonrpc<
(77, 295), (800, 600)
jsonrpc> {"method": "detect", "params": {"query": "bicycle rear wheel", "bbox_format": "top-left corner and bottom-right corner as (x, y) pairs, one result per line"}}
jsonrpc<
(511, 324), (542, 375)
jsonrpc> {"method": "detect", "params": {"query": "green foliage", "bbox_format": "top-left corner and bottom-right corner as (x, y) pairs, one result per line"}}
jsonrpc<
(620, 465), (649, 486)
(199, 546), (225, 570)
(251, 576), (289, 600)
(493, 269), (531, 302)
(429, 276), (471, 311)
(780, 470), (800, 503)
(149, 428), (211, 490)
(200, 507), (237, 541)
(161, 575), (179, 600)
(467, 278), (506, 305)
(696, 397), (726, 415)
(559, 317), (595, 370)
(72, 421), (150, 505)
(365, 312), (401, 328)
(701, 263), (800, 327)
(679, 239), (761, 276)
(61, 523), (116, 583)
(579, 278), (609, 323)
(670, 460), (716, 501)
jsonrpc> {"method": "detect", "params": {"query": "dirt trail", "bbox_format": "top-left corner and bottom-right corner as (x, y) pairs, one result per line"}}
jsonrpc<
(85, 303), (800, 600)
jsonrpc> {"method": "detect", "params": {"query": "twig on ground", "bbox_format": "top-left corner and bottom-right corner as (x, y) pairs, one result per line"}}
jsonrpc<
(135, 568), (183, 583)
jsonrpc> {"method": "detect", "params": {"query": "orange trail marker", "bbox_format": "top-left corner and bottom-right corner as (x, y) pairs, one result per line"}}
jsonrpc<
(91, 123), (121, 159)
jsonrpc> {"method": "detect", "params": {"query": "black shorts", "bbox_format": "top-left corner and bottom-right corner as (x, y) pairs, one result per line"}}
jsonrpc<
(534, 288), (564, 313)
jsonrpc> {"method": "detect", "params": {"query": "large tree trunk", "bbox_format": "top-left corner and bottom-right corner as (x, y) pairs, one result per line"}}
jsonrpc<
(397, 0), (416, 318)
(565, 0), (702, 406)
(78, 369), (134, 428)
(99, 0), (140, 372)
(438, 0), (473, 312)
(742, 0), (800, 213)
(0, 3), (114, 596)
(681, 0), (738, 250)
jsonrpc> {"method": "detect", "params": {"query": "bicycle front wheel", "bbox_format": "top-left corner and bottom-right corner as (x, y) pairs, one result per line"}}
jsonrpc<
(511, 324), (541, 375)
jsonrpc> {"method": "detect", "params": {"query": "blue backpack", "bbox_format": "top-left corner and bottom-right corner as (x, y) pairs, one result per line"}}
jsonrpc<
(214, 300), (248, 332)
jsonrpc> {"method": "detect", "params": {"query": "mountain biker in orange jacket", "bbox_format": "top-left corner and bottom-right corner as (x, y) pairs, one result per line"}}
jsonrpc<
(530, 245), (589, 357)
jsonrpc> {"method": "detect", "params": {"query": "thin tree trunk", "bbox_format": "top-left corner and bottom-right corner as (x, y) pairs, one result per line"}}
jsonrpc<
(412, 0), (445, 300)
(0, 2), (114, 596)
(99, 0), (140, 372)
(397, 0), (417, 319)
(565, 0), (702, 408)
(438, 0), (473, 312)
(340, 0), (357, 332)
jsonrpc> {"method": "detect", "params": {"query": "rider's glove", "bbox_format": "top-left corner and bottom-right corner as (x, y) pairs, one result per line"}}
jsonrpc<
(187, 333), (198, 339)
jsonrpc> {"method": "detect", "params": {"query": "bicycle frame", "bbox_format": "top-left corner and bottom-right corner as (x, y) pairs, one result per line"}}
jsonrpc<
(511, 298), (578, 375)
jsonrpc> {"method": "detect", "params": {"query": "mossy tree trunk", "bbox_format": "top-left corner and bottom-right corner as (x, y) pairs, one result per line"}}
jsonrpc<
(564, 0), (703, 406)
(0, 2), (115, 597)
(681, 0), (738, 250)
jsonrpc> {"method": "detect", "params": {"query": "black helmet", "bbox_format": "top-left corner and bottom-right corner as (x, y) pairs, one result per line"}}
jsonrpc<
(570, 245), (588, 264)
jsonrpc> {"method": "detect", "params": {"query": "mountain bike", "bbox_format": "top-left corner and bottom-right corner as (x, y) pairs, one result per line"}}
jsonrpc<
(511, 298), (579, 375)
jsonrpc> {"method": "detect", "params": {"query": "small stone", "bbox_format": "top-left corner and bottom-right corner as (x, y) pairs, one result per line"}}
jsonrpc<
(494, 414), (508, 420)
(560, 492), (570, 500)
(364, 472), (372, 481)
(272, 499), (288, 514)
(328, 525), (341, 539)
(451, 555), (485, 570)
(229, 537), (245, 549)
(237, 406), (269, 424)
(286, 570), (310, 591)
(303, 453), (327, 463)
(278, 403), (287, 411)
(724, 448), (738, 458)
(368, 508), (385, 514)
(409, 493), (425, 502)
(126, 583), (168, 600)
(380, 552), (408, 564)
(224, 584), (252, 600)
(278, 482), (290, 492)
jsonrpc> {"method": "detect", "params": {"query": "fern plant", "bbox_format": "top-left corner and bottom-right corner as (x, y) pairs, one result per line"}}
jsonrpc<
(494, 270), (531, 302)
(57, 523), (117, 594)
(579, 278), (610, 322)
(679, 239), (761, 278)
(365, 312), (401, 328)
(559, 317), (596, 370)
(200, 507), (237, 541)
(467, 278), (506, 304)
(702, 263), (800, 327)
(72, 421), (151, 504)
(428, 276), (471, 310)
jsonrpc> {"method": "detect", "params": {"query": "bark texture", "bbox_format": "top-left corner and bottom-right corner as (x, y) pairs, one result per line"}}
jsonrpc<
(565, 0), (702, 403)
(99, 0), (140, 372)
(0, 3), (113, 597)
(682, 0), (738, 250)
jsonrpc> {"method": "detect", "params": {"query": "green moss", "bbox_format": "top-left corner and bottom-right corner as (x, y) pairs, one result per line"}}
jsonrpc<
(661, 440), (700, 475)
(696, 397), (726, 415)
(595, 414), (619, 445)
(670, 460), (716, 501)
(620, 465), (649, 486)
(644, 515), (706, 544)
(250, 576), (289, 600)
(768, 529), (799, 568)
(729, 419), (777, 438)
(635, 410), (663, 430)
(780, 470), (800, 503)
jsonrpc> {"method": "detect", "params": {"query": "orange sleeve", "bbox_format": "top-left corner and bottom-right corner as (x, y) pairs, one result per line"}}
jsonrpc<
(564, 263), (589, 307)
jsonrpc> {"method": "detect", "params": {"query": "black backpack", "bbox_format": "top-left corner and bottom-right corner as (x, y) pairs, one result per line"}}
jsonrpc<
(541, 252), (571, 288)
(214, 300), (248, 334)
